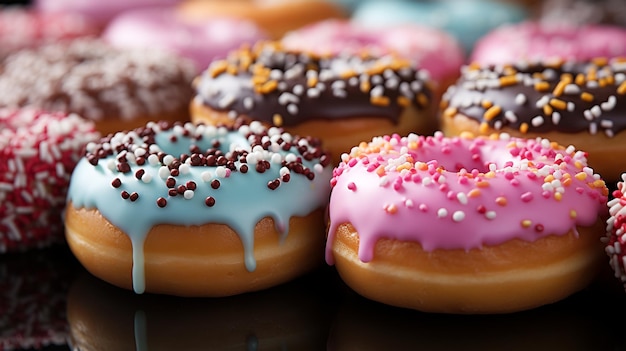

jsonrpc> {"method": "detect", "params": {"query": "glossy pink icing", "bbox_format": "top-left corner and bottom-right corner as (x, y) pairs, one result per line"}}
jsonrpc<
(102, 7), (268, 71)
(281, 19), (465, 82)
(470, 21), (626, 65)
(326, 132), (608, 265)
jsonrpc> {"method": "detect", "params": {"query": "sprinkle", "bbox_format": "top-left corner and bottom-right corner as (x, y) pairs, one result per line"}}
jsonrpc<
(437, 208), (448, 218)
(521, 219), (532, 228)
(452, 211), (465, 222)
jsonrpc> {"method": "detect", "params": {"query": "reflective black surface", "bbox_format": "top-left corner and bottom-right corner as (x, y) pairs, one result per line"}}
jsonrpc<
(2, 243), (626, 351)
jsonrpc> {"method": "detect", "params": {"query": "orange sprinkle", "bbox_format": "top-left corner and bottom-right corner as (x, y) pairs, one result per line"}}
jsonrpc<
(307, 76), (318, 88)
(397, 96), (411, 107)
(495, 196), (507, 206)
(560, 73), (573, 84)
(483, 105), (501, 121)
(592, 57), (608, 66)
(260, 80), (278, 94)
(273, 114), (283, 127)
(499, 75), (518, 87)
(479, 122), (490, 134)
(385, 204), (398, 214)
(543, 104), (553, 116)
(519, 122), (529, 134)
(417, 93), (429, 107)
(562, 177), (572, 187)
(552, 80), (567, 97)
(396, 162), (412, 172)
(476, 181), (490, 188)
(360, 80), (371, 93)
(468, 189), (481, 198)
(443, 107), (458, 118)
(521, 219), (532, 228)
(618, 81), (626, 95)
(549, 98), (567, 110)
(575, 172), (587, 181)
(534, 81), (550, 92)
(209, 60), (229, 77)
(340, 69), (357, 79)
(376, 166), (386, 176)
(580, 92), (594, 102)
(593, 179), (606, 188)
(569, 210), (577, 219)
(544, 175), (555, 183)
(484, 171), (496, 179)
(554, 192), (562, 201)
(371, 95), (390, 106)
(574, 161), (584, 169)
(481, 100), (493, 109)
(587, 67), (598, 81)
(408, 141), (419, 150)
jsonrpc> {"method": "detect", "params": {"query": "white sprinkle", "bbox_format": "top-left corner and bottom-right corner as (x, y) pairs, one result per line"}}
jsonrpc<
(485, 211), (496, 220)
(158, 166), (169, 179)
(201, 171), (212, 182)
(456, 192), (468, 205)
(437, 208), (448, 218)
(183, 189), (194, 200)
(452, 211), (465, 222)
(515, 93), (527, 105)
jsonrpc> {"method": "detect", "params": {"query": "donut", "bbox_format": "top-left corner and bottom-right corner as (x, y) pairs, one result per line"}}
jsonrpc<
(0, 7), (98, 59)
(102, 7), (268, 72)
(537, 0), (626, 28)
(281, 19), (465, 98)
(176, 0), (347, 39)
(190, 41), (436, 161)
(0, 38), (197, 136)
(351, 0), (527, 53)
(604, 173), (626, 292)
(440, 57), (626, 182)
(470, 21), (626, 65)
(326, 131), (608, 314)
(33, 0), (180, 31)
(67, 268), (332, 350)
(64, 119), (333, 297)
(0, 108), (100, 254)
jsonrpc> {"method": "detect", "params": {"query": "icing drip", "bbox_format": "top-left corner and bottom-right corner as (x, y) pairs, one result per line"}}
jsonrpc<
(327, 132), (608, 264)
(67, 120), (332, 293)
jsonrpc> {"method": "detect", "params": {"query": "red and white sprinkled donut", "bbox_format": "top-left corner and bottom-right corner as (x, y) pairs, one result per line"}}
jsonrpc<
(0, 108), (100, 253)
(326, 131), (608, 313)
(0, 7), (98, 59)
(605, 173), (626, 290)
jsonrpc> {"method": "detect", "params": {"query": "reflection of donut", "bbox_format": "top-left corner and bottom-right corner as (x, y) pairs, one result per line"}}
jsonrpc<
(0, 108), (99, 253)
(471, 21), (626, 65)
(191, 41), (436, 160)
(102, 7), (269, 72)
(328, 286), (616, 350)
(440, 58), (626, 182)
(65, 120), (333, 297)
(67, 267), (334, 350)
(0, 247), (77, 350)
(326, 132), (608, 313)
(0, 38), (197, 135)
(176, 0), (347, 39)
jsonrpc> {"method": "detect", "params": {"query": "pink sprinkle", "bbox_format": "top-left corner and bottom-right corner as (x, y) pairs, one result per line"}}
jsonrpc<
(446, 191), (456, 200)
(542, 190), (551, 198)
(526, 173), (537, 180)
(419, 203), (428, 212)
(510, 179), (520, 186)
(504, 172), (514, 180)
(520, 192), (533, 202)
(411, 174), (421, 183)
(439, 183), (449, 192)
(509, 147), (520, 156)
(348, 158), (358, 167)
(347, 182), (357, 191)
(458, 176), (469, 185)
(575, 187), (584, 194)
(330, 178), (337, 187)
(367, 164), (378, 172)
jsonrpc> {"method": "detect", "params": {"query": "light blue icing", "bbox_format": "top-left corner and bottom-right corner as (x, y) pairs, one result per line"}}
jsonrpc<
(352, 0), (527, 52)
(67, 122), (332, 294)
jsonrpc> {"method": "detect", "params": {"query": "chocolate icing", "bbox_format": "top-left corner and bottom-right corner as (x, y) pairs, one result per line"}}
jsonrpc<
(193, 42), (432, 127)
(441, 58), (626, 137)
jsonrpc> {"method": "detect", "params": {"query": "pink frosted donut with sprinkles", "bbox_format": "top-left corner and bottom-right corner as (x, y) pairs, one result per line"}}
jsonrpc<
(0, 108), (100, 253)
(440, 57), (626, 181)
(326, 131), (608, 314)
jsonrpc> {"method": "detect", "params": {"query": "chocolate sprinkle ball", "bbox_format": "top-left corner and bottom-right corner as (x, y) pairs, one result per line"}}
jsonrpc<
(441, 57), (626, 137)
(192, 41), (433, 127)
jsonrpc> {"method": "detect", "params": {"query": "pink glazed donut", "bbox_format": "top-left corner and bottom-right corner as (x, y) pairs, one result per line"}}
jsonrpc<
(281, 19), (465, 94)
(470, 21), (626, 65)
(102, 7), (268, 72)
(34, 0), (180, 30)
(326, 131), (608, 313)
(0, 7), (98, 59)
